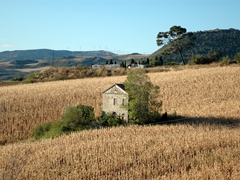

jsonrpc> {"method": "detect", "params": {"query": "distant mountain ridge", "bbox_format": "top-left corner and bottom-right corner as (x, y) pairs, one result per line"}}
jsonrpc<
(0, 49), (116, 62)
(150, 28), (240, 61)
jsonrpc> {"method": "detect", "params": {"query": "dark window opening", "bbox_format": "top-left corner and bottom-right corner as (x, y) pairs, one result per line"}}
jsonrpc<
(112, 112), (117, 118)
(122, 99), (125, 105)
(113, 98), (117, 105)
(122, 113), (125, 120)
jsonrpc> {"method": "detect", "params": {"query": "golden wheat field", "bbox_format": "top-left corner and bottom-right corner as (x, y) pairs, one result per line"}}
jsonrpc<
(0, 65), (240, 179)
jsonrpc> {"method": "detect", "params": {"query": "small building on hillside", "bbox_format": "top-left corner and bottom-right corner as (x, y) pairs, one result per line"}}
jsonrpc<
(127, 64), (145, 69)
(92, 64), (120, 70)
(102, 84), (128, 122)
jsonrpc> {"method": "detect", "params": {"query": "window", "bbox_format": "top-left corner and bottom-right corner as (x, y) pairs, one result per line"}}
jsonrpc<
(122, 99), (125, 105)
(112, 112), (117, 118)
(113, 98), (117, 105)
(122, 113), (125, 120)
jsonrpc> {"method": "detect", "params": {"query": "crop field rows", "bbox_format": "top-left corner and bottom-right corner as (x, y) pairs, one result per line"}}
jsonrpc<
(0, 65), (240, 179)
(0, 124), (240, 179)
(0, 76), (124, 143)
(1, 66), (240, 143)
(151, 66), (240, 119)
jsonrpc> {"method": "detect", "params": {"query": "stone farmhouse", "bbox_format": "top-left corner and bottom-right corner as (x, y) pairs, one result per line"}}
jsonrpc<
(102, 84), (128, 122)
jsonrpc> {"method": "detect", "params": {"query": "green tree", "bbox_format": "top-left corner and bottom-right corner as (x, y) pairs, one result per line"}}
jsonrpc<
(156, 25), (196, 65)
(212, 51), (222, 61)
(221, 55), (231, 65)
(124, 69), (162, 124)
(234, 52), (240, 63)
(152, 56), (163, 66)
(159, 56), (163, 66)
(146, 58), (150, 65)
(131, 58), (135, 64)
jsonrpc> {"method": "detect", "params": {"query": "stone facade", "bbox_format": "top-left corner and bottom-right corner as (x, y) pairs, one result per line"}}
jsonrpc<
(102, 84), (128, 122)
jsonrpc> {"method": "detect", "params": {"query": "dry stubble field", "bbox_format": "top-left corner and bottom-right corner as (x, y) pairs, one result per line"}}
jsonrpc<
(0, 65), (240, 179)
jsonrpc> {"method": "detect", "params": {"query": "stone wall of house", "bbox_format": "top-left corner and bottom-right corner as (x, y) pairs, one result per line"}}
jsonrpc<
(102, 93), (128, 122)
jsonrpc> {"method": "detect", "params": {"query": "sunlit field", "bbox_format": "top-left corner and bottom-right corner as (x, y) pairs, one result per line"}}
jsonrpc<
(0, 65), (240, 179)
(0, 65), (240, 143)
(1, 124), (240, 179)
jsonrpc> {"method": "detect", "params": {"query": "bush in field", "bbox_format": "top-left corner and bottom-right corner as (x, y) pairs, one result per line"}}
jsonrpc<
(12, 75), (24, 81)
(22, 73), (39, 83)
(234, 52), (240, 63)
(193, 55), (216, 64)
(93, 67), (110, 77)
(111, 68), (127, 76)
(34, 122), (52, 140)
(221, 55), (231, 65)
(61, 104), (95, 132)
(190, 52), (222, 64)
(99, 114), (125, 127)
(33, 104), (95, 140)
(34, 121), (63, 140)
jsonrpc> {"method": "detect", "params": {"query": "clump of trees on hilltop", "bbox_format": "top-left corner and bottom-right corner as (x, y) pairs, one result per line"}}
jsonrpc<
(156, 26), (240, 64)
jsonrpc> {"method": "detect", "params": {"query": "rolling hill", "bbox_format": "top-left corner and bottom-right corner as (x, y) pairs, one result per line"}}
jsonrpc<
(0, 49), (116, 62)
(150, 28), (240, 62)
(0, 52), (148, 81)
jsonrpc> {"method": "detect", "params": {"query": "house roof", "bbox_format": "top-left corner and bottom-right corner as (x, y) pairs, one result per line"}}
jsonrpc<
(103, 83), (127, 94)
(115, 84), (125, 90)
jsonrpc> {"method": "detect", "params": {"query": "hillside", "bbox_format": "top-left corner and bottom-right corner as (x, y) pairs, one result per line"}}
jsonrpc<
(0, 53), (148, 81)
(151, 28), (240, 62)
(0, 49), (116, 62)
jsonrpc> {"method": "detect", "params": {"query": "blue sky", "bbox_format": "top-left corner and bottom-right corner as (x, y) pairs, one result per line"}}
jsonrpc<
(1, 0), (240, 54)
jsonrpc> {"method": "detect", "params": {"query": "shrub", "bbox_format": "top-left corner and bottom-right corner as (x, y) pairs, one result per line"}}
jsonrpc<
(99, 114), (125, 127)
(234, 52), (240, 63)
(22, 73), (39, 83)
(94, 67), (110, 77)
(221, 56), (231, 65)
(112, 68), (127, 76)
(191, 53), (221, 64)
(33, 104), (95, 140)
(195, 55), (215, 64)
(60, 104), (95, 132)
(34, 122), (52, 140)
(41, 120), (63, 139)
(77, 66), (91, 71)
(12, 75), (24, 81)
